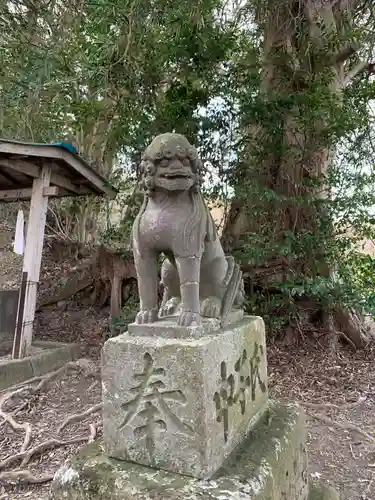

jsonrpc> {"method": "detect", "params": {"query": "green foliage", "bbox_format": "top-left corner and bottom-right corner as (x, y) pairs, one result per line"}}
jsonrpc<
(0, 0), (235, 160)
(0, 0), (237, 245)
(1, 0), (375, 338)
(219, 4), (375, 335)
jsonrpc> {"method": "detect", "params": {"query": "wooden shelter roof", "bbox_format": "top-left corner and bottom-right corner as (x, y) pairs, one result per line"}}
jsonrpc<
(0, 139), (117, 200)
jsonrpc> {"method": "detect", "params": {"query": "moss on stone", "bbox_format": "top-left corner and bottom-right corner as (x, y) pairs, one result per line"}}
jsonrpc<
(308, 482), (340, 500)
(52, 401), (312, 500)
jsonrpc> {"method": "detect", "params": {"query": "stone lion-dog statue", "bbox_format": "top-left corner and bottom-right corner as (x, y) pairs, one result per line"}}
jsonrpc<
(132, 133), (244, 327)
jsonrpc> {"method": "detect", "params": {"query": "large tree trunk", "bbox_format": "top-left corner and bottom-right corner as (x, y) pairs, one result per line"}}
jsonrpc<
(223, 0), (374, 347)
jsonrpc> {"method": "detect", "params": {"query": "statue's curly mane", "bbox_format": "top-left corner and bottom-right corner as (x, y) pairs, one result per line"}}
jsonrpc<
(132, 134), (217, 258)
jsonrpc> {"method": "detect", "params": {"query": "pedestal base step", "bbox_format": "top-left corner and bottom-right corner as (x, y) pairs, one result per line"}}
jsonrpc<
(308, 483), (340, 500)
(51, 402), (338, 500)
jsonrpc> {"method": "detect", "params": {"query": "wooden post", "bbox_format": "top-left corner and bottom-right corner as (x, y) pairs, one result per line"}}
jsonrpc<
(13, 165), (51, 358)
(12, 271), (28, 359)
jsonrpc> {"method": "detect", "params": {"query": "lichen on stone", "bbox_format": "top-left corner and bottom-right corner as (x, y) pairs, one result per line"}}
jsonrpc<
(55, 465), (80, 485)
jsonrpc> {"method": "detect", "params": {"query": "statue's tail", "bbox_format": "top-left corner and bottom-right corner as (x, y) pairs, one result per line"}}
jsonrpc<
(220, 256), (244, 324)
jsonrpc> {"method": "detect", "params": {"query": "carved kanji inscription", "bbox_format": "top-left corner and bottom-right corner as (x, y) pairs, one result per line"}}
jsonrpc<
(119, 352), (193, 458)
(249, 342), (267, 401)
(214, 343), (266, 442)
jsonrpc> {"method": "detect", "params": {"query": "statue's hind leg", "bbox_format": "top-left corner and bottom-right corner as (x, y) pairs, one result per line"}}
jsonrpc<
(159, 258), (181, 317)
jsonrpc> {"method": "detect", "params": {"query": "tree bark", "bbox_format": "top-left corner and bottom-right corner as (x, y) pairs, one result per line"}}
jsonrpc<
(223, 0), (374, 347)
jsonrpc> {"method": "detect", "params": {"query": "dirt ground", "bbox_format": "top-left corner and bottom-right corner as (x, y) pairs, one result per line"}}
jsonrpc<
(0, 359), (102, 500)
(0, 338), (374, 500)
(270, 342), (375, 500)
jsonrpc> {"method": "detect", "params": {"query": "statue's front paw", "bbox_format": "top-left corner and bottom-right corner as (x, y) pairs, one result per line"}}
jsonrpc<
(135, 309), (158, 324)
(159, 297), (180, 317)
(177, 311), (202, 327)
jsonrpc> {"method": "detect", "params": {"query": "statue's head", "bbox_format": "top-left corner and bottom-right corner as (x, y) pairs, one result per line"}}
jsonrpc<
(139, 133), (202, 195)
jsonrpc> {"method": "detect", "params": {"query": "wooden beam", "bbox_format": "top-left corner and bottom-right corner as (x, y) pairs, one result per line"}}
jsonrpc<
(13, 166), (51, 358)
(0, 158), (40, 177)
(44, 186), (59, 196)
(0, 188), (33, 200)
(0, 186), (58, 200)
(50, 168), (82, 194)
(60, 149), (116, 198)
(0, 141), (64, 159)
(0, 168), (21, 184)
(48, 187), (92, 198)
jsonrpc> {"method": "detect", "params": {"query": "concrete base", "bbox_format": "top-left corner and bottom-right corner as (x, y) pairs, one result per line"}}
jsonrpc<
(0, 341), (80, 390)
(52, 401), (317, 500)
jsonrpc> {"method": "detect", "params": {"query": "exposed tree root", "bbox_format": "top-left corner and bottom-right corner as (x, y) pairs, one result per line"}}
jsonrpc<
(0, 359), (102, 488)
(302, 396), (366, 410)
(0, 437), (88, 471)
(0, 358), (92, 396)
(333, 307), (375, 349)
(0, 470), (54, 485)
(336, 330), (358, 351)
(0, 404), (27, 434)
(57, 403), (102, 434)
(308, 412), (375, 444)
(34, 360), (87, 393)
(37, 243), (137, 317)
(0, 470), (54, 484)
(0, 390), (32, 452)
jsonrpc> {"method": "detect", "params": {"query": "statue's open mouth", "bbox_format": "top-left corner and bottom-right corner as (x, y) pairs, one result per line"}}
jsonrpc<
(160, 173), (191, 180)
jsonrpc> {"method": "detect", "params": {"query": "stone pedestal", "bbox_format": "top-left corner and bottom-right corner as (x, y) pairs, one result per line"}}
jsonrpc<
(101, 316), (268, 479)
(52, 316), (340, 500)
(52, 402), (318, 500)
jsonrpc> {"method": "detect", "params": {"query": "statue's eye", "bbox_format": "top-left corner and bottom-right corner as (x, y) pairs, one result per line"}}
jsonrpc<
(159, 159), (169, 168)
(182, 158), (190, 167)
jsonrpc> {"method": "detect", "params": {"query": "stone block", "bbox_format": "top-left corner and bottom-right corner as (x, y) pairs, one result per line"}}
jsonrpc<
(51, 401), (312, 500)
(102, 316), (268, 479)
(0, 342), (80, 391)
(0, 358), (34, 391)
(128, 310), (244, 340)
(30, 343), (80, 376)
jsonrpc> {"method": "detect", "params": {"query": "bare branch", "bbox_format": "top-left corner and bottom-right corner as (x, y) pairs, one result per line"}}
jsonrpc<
(344, 60), (375, 86)
(334, 44), (357, 63)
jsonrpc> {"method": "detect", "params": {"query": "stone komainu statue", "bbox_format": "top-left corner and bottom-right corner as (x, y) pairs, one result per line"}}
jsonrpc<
(132, 133), (244, 327)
